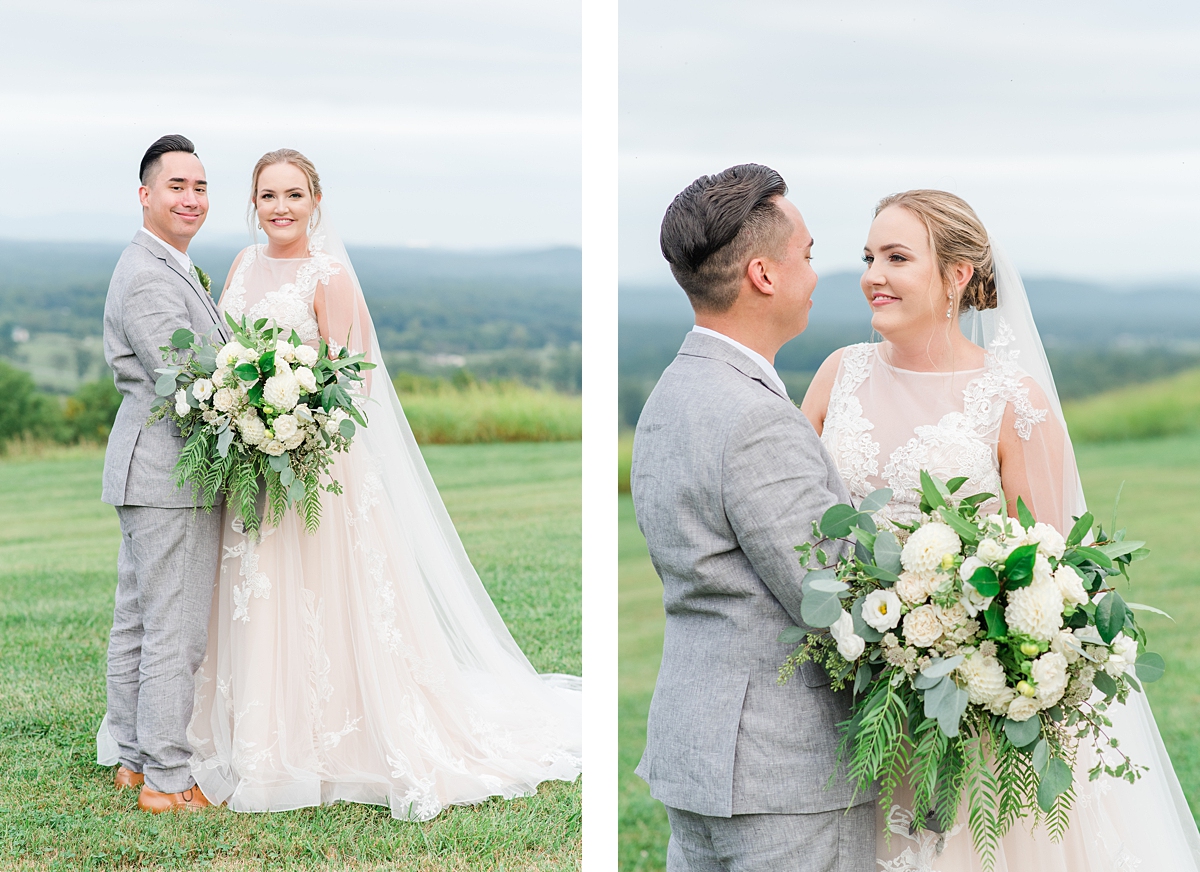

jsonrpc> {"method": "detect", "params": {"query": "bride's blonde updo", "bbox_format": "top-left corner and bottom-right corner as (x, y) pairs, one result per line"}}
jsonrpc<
(249, 148), (323, 228)
(874, 189), (997, 313)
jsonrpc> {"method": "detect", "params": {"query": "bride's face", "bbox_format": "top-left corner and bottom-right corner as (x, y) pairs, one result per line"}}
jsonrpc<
(860, 205), (946, 339)
(255, 162), (318, 248)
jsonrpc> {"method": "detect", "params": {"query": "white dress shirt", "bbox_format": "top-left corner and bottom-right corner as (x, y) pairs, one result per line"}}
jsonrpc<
(690, 325), (789, 398)
(139, 227), (193, 275)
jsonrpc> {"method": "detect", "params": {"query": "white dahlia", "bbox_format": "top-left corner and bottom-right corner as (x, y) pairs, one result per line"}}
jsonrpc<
(862, 589), (903, 632)
(263, 371), (300, 412)
(1054, 564), (1088, 607)
(294, 344), (318, 367)
(902, 605), (943, 649)
(901, 523), (962, 575)
(958, 650), (1008, 706)
(236, 410), (266, 445)
(1031, 651), (1069, 708)
(1005, 580), (1064, 642)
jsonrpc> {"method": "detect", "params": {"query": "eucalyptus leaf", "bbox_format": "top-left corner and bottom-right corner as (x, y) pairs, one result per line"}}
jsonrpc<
(800, 587), (845, 628)
(806, 577), (849, 594)
(936, 682), (969, 737)
(155, 372), (178, 397)
(216, 427), (234, 458)
(1003, 715), (1041, 748)
(1135, 652), (1166, 683)
(862, 565), (900, 583)
(1036, 757), (1073, 813)
(170, 328), (195, 349)
(914, 671), (943, 690)
(267, 453), (290, 473)
(777, 626), (807, 645)
(339, 418), (357, 439)
(820, 504), (861, 540)
(874, 530), (903, 574)
(923, 675), (953, 720)
(858, 488), (893, 516)
(288, 479), (306, 503)
(921, 654), (965, 679)
(279, 468), (295, 487)
(1032, 738), (1050, 774)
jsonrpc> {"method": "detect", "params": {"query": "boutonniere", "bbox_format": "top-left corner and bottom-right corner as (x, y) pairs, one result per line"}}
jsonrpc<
(194, 265), (212, 294)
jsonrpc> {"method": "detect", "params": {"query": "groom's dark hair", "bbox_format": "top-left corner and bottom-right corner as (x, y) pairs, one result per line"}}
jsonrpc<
(139, 135), (197, 185)
(660, 164), (792, 313)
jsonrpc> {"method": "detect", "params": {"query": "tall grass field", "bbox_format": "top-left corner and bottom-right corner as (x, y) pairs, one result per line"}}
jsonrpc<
(396, 380), (582, 445)
(0, 442), (581, 871)
(619, 430), (1200, 871)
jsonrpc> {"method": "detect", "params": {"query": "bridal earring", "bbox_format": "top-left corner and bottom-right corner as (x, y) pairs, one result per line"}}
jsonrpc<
(946, 296), (954, 319)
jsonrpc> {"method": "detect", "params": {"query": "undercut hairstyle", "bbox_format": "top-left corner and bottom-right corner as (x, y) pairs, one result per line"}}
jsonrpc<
(874, 189), (998, 312)
(139, 135), (197, 185)
(659, 164), (792, 313)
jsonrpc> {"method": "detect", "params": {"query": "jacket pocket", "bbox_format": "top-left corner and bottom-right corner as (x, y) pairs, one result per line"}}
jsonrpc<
(800, 660), (832, 688)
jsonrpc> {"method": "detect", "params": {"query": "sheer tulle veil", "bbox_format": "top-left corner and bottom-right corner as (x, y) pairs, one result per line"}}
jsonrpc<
(965, 242), (1200, 869)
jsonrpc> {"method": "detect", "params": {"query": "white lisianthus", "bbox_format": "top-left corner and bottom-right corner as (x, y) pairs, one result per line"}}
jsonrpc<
(273, 414), (299, 442)
(215, 342), (245, 369)
(1029, 522), (1067, 559)
(236, 410), (266, 445)
(830, 610), (866, 660)
(1031, 651), (1069, 708)
(212, 387), (236, 413)
(1006, 694), (1040, 722)
(263, 370), (301, 412)
(1005, 579), (1064, 642)
(174, 388), (189, 417)
(274, 339), (297, 362)
(902, 605), (944, 649)
(1106, 632), (1138, 677)
(960, 582), (994, 618)
(901, 522), (962, 576)
(895, 571), (933, 604)
(862, 589), (903, 632)
(959, 556), (986, 583)
(192, 378), (213, 402)
(1054, 564), (1088, 608)
(294, 344), (318, 367)
(958, 650), (1008, 706)
(295, 366), (317, 393)
(976, 538), (1005, 563)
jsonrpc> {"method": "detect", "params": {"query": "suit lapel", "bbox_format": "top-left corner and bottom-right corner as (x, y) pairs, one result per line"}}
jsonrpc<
(678, 332), (791, 401)
(133, 232), (230, 342)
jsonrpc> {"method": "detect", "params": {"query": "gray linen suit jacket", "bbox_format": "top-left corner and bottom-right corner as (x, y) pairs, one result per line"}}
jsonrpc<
(632, 331), (875, 819)
(102, 232), (229, 507)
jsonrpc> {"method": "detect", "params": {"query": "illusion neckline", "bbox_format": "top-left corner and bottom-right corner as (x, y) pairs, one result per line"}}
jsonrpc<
(872, 345), (986, 376)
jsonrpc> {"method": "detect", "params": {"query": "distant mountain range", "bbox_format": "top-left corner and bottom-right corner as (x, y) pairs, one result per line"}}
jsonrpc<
(0, 240), (581, 354)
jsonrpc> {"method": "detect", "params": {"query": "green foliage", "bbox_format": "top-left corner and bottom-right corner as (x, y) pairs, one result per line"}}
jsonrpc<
(395, 376), (582, 444)
(1064, 368), (1200, 443)
(0, 359), (63, 445)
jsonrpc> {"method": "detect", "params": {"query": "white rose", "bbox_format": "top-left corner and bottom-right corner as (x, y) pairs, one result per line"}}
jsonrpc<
(295, 366), (318, 393)
(935, 602), (969, 631)
(1054, 564), (1088, 608)
(1031, 651), (1069, 708)
(283, 430), (306, 450)
(273, 414), (299, 442)
(212, 365), (232, 386)
(263, 371), (301, 412)
(902, 605), (944, 649)
(895, 571), (933, 604)
(959, 555), (986, 583)
(275, 339), (297, 362)
(236, 410), (266, 445)
(988, 685), (1018, 716)
(174, 388), (189, 417)
(1033, 553), (1054, 586)
(958, 650), (1008, 706)
(1107, 632), (1138, 676)
(236, 345), (258, 363)
(325, 407), (349, 434)
(862, 589), (903, 632)
(1050, 629), (1083, 664)
(901, 522), (962, 576)
(1005, 579), (1064, 642)
(1030, 522), (1066, 559)
(259, 438), (286, 456)
(294, 344), (318, 367)
(192, 378), (213, 402)
(976, 538), (1005, 563)
(830, 610), (865, 661)
(212, 387), (236, 413)
(215, 341), (245, 369)
(1006, 694), (1040, 722)
(960, 582), (994, 618)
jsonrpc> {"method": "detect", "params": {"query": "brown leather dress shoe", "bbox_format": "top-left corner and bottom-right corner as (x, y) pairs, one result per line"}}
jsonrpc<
(137, 783), (212, 813)
(114, 766), (144, 789)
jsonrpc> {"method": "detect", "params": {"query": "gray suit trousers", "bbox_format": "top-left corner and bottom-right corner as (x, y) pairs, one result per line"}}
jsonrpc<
(107, 505), (221, 793)
(666, 802), (877, 872)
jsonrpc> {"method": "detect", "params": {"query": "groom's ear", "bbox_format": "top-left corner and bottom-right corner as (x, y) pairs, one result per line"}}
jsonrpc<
(746, 256), (776, 297)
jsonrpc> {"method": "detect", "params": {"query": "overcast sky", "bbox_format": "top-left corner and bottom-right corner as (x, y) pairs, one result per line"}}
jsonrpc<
(0, 0), (579, 249)
(620, 0), (1200, 285)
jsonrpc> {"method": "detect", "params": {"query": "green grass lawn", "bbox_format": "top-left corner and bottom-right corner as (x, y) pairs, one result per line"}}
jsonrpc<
(0, 442), (581, 871)
(618, 433), (1200, 871)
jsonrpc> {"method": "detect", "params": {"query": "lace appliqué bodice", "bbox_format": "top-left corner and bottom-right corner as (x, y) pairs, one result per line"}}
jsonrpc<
(821, 323), (1047, 526)
(220, 236), (341, 343)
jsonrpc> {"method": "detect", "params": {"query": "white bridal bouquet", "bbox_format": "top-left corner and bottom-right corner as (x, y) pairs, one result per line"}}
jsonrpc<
(147, 315), (375, 534)
(780, 472), (1166, 870)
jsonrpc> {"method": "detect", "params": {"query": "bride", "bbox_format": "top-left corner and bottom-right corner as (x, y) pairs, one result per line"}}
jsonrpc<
(183, 149), (581, 818)
(802, 189), (1200, 870)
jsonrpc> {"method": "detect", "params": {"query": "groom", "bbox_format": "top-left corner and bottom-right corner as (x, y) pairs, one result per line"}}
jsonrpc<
(631, 165), (876, 870)
(101, 134), (229, 812)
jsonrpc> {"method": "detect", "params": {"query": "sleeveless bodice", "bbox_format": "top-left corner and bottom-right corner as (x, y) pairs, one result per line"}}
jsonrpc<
(219, 242), (340, 343)
(821, 325), (1047, 525)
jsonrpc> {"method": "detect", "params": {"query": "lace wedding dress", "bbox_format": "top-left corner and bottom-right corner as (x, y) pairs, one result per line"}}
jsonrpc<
(180, 232), (582, 819)
(820, 330), (1200, 871)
